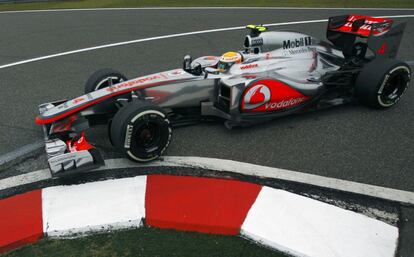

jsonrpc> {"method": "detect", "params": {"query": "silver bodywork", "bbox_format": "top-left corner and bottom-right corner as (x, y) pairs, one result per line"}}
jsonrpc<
(39, 30), (344, 122)
(35, 14), (409, 175)
(38, 30), (346, 175)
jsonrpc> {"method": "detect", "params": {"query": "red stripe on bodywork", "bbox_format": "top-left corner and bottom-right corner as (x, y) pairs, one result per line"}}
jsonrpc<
(145, 175), (262, 235)
(35, 78), (188, 125)
(0, 190), (43, 253)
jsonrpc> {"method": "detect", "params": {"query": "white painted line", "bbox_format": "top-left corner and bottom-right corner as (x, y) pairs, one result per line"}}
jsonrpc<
(385, 14), (414, 18)
(0, 19), (320, 69)
(0, 168), (50, 191)
(155, 157), (414, 205)
(0, 140), (43, 166)
(241, 186), (398, 257)
(1, 157), (414, 205)
(0, 15), (413, 70)
(1, 7), (414, 14)
(42, 176), (147, 237)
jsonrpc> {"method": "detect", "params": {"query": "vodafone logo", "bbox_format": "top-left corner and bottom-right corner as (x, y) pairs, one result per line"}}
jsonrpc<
(243, 84), (271, 110)
(72, 97), (85, 105)
(265, 97), (306, 110)
(242, 79), (309, 112)
(240, 63), (258, 70)
(106, 75), (161, 93)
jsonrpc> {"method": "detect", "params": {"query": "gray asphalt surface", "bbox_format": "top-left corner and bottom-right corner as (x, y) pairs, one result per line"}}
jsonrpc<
(0, 8), (413, 257)
(0, 8), (413, 192)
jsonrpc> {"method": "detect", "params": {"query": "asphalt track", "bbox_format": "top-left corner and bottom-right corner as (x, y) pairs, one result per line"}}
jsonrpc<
(0, 7), (413, 257)
(0, 8), (413, 192)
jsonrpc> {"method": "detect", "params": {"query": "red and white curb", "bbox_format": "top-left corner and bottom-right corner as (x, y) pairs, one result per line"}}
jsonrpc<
(0, 174), (398, 257)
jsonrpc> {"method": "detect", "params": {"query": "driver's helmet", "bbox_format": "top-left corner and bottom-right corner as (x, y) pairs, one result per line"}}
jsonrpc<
(217, 51), (242, 72)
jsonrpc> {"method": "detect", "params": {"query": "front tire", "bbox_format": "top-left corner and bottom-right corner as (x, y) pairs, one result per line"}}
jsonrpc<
(85, 68), (128, 114)
(110, 101), (172, 162)
(355, 59), (411, 109)
(85, 68), (127, 94)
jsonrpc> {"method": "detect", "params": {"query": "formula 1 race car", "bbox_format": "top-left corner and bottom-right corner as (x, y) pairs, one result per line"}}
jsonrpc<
(36, 14), (411, 176)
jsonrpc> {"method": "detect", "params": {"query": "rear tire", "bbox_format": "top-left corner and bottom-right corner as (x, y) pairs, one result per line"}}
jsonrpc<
(355, 59), (411, 109)
(110, 101), (172, 162)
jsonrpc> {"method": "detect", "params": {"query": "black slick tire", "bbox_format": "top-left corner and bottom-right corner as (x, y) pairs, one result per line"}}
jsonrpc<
(84, 68), (127, 94)
(355, 59), (411, 109)
(110, 101), (172, 162)
(84, 68), (128, 115)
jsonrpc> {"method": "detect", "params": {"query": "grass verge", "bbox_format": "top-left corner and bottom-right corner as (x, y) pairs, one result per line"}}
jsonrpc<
(0, 0), (413, 11)
(2, 227), (290, 257)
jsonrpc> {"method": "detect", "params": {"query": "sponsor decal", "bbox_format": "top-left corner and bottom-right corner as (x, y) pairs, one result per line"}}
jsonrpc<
(240, 63), (258, 70)
(106, 75), (161, 93)
(287, 47), (312, 55)
(243, 74), (257, 79)
(283, 37), (312, 49)
(204, 56), (218, 60)
(124, 124), (134, 149)
(343, 16), (372, 30)
(72, 97), (85, 105)
(242, 79), (309, 112)
(372, 22), (392, 36)
(333, 15), (392, 37)
(167, 69), (185, 76)
(264, 97), (307, 110)
(250, 37), (264, 47)
(377, 42), (387, 55)
(243, 84), (271, 110)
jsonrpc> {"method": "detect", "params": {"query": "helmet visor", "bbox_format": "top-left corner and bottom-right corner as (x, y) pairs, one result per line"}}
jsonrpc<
(217, 61), (235, 72)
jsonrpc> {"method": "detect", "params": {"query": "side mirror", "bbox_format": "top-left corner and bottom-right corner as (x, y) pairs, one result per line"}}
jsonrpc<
(191, 62), (202, 76)
(183, 55), (192, 71)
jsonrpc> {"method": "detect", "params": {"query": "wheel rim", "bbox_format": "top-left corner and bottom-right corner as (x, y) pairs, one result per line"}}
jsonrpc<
(95, 76), (124, 91)
(125, 110), (172, 162)
(135, 121), (162, 152)
(378, 67), (410, 107)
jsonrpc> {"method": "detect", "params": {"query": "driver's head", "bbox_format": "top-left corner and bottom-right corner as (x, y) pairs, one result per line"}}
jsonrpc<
(217, 52), (242, 72)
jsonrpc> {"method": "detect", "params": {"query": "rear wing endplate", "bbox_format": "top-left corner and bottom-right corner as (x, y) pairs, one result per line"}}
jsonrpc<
(327, 15), (406, 59)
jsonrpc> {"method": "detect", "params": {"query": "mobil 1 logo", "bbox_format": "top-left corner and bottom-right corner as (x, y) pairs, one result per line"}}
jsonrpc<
(283, 36), (312, 49)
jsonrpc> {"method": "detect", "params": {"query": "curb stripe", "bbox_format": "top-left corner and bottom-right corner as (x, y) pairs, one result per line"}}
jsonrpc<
(145, 175), (262, 235)
(0, 174), (399, 257)
(102, 157), (414, 205)
(1, 157), (413, 205)
(241, 186), (398, 257)
(0, 190), (43, 253)
(42, 176), (147, 237)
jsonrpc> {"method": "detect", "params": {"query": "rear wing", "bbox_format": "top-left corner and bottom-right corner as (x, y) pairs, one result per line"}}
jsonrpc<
(326, 15), (406, 59)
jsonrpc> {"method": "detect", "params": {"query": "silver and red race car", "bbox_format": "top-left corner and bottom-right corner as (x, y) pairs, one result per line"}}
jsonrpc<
(36, 14), (411, 176)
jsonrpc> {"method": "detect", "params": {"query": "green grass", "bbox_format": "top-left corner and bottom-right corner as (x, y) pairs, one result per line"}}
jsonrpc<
(2, 227), (290, 257)
(0, 0), (413, 11)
